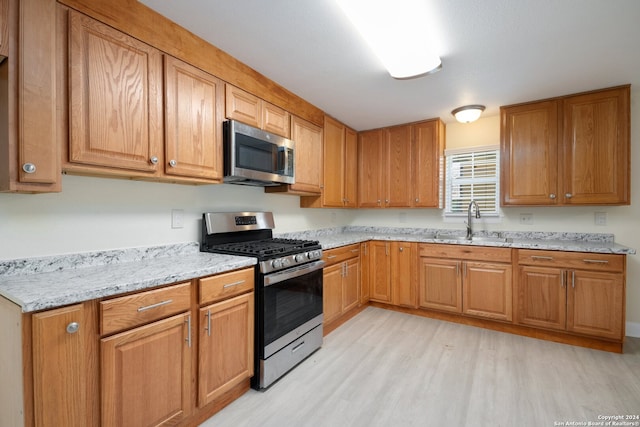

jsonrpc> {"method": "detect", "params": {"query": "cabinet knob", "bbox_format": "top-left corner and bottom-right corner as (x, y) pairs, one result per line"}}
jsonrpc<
(415, 198), (419, 203)
(66, 322), (79, 334)
(22, 163), (36, 174)
(549, 193), (556, 199)
(385, 199), (389, 204)
(565, 193), (573, 198)
(377, 199), (381, 205)
(399, 247), (404, 252)
(169, 159), (177, 167)
(150, 156), (159, 165)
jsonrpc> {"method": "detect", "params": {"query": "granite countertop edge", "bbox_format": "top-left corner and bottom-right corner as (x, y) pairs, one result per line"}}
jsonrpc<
(0, 227), (634, 313)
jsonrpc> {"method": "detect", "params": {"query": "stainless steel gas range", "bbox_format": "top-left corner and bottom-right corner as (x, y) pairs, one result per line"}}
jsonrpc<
(200, 211), (324, 389)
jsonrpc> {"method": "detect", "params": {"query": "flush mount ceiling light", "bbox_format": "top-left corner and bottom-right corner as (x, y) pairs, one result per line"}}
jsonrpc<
(451, 105), (486, 123)
(336, 0), (442, 79)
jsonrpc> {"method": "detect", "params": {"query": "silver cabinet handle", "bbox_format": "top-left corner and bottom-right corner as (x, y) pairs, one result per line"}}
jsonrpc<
(22, 163), (36, 174)
(565, 193), (573, 198)
(327, 255), (338, 259)
(583, 259), (609, 264)
(185, 315), (192, 347)
(463, 262), (467, 278)
(223, 280), (245, 288)
(66, 322), (79, 334)
(571, 270), (575, 288)
(205, 309), (211, 337)
(531, 256), (554, 261)
(549, 194), (556, 199)
(150, 156), (159, 165)
(561, 271), (565, 289)
(350, 249), (359, 253)
(137, 299), (172, 312)
(456, 261), (460, 276)
(169, 159), (177, 167)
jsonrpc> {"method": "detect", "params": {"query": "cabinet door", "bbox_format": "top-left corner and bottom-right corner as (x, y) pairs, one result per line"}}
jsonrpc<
(358, 129), (385, 207)
(101, 312), (192, 427)
(343, 258), (360, 312)
(262, 102), (290, 138)
(562, 86), (630, 205)
(32, 303), (97, 427)
(516, 266), (566, 330)
(501, 100), (559, 205)
(392, 242), (417, 308)
(290, 116), (322, 193)
(567, 270), (624, 340)
(225, 84), (260, 128)
(418, 257), (462, 313)
(0, 0), (7, 58)
(69, 11), (163, 173)
(344, 127), (359, 207)
(369, 241), (391, 302)
(412, 120), (444, 207)
(323, 263), (344, 324)
(385, 125), (413, 207)
(463, 261), (512, 322)
(165, 55), (223, 180)
(199, 292), (254, 406)
(322, 116), (346, 207)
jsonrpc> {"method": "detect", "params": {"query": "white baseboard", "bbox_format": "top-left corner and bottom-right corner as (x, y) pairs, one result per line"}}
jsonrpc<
(626, 321), (640, 338)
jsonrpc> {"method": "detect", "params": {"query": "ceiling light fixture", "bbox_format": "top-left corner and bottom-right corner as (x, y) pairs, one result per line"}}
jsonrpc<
(451, 105), (486, 123)
(335, 0), (442, 79)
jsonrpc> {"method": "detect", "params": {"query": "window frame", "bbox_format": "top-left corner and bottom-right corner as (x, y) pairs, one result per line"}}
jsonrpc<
(443, 145), (501, 218)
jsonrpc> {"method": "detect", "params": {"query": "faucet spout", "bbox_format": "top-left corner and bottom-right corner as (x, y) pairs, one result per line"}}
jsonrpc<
(466, 200), (481, 240)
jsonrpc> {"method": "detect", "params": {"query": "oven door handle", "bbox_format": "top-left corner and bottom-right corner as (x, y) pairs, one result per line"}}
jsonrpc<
(264, 260), (325, 287)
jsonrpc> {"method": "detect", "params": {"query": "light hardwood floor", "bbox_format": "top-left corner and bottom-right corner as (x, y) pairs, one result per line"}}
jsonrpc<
(201, 307), (640, 427)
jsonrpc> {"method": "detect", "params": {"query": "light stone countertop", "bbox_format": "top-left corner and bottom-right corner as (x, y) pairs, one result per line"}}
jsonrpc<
(0, 227), (634, 313)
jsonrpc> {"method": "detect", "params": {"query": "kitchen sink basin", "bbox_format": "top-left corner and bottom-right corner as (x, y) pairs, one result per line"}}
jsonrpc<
(434, 235), (512, 243)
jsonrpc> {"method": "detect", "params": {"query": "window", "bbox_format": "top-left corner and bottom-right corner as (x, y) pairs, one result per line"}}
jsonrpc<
(444, 146), (500, 216)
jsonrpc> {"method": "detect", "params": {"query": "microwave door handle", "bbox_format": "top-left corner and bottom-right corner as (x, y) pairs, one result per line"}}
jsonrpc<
(282, 147), (293, 177)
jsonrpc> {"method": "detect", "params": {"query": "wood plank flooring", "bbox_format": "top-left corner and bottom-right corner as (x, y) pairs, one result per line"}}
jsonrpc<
(200, 307), (640, 427)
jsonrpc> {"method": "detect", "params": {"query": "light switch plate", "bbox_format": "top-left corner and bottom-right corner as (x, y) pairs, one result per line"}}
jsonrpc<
(594, 212), (607, 226)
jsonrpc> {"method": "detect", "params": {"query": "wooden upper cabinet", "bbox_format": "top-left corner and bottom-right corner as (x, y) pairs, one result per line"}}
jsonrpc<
(225, 84), (290, 138)
(501, 100), (559, 205)
(563, 87), (630, 205)
(0, 0), (60, 193)
(0, 0), (8, 59)
(385, 125), (413, 207)
(501, 85), (630, 206)
(68, 10), (163, 174)
(413, 119), (444, 208)
(164, 55), (223, 181)
(321, 116), (358, 207)
(358, 129), (385, 207)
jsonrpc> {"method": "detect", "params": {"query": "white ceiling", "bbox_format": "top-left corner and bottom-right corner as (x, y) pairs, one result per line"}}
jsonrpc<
(139, 0), (640, 131)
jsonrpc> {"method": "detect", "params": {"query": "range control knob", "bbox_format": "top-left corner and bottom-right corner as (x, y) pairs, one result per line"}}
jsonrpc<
(281, 258), (292, 267)
(271, 259), (282, 269)
(295, 254), (305, 263)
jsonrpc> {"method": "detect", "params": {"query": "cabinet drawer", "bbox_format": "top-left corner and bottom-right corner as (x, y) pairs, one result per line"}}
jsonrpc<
(100, 282), (191, 335)
(517, 250), (624, 272)
(199, 267), (254, 305)
(323, 244), (360, 266)
(419, 244), (512, 263)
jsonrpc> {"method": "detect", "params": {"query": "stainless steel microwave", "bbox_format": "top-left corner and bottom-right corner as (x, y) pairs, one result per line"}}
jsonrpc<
(223, 120), (295, 186)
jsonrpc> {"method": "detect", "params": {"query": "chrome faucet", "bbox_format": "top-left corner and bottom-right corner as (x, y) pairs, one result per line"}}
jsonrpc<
(466, 200), (481, 240)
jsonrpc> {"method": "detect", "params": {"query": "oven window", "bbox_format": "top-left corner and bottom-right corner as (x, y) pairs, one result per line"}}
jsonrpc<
(262, 268), (323, 347)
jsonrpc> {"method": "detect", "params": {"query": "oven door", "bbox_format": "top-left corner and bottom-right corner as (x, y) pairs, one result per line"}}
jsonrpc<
(261, 260), (324, 358)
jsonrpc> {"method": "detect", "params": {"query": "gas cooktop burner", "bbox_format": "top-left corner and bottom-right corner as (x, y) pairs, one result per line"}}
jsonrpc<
(208, 238), (321, 258)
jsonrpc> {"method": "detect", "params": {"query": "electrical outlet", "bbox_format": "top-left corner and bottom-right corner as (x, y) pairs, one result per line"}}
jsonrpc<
(519, 213), (534, 225)
(594, 212), (607, 226)
(171, 209), (184, 229)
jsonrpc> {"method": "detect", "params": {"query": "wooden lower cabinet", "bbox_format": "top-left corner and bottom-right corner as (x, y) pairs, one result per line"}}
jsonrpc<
(101, 312), (193, 427)
(322, 244), (361, 326)
(418, 244), (513, 321)
(198, 292), (254, 406)
(516, 249), (625, 341)
(366, 241), (417, 308)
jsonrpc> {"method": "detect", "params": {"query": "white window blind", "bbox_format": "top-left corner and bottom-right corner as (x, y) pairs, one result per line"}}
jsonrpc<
(445, 146), (500, 216)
